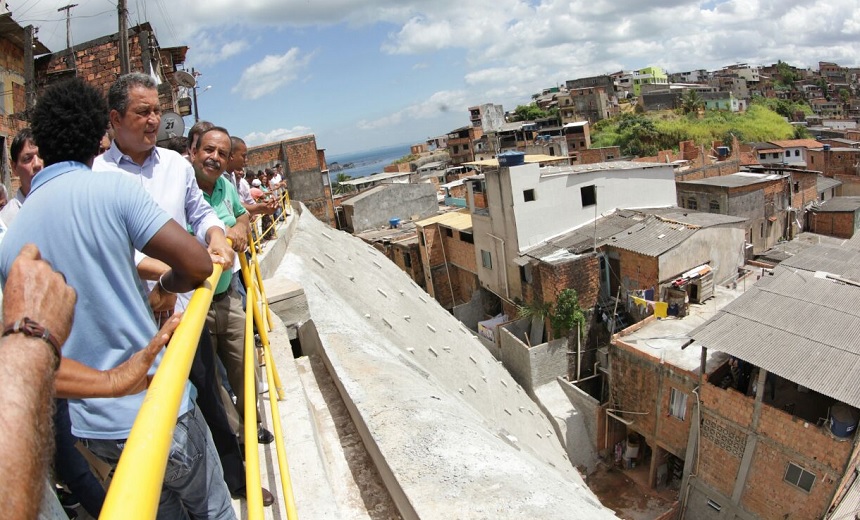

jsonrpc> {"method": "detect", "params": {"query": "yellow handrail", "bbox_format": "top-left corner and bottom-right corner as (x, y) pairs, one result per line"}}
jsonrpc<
(243, 284), (264, 518)
(99, 266), (222, 520)
(240, 253), (298, 519)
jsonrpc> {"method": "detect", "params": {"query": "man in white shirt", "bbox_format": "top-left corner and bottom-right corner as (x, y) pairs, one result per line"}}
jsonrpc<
(93, 73), (273, 506)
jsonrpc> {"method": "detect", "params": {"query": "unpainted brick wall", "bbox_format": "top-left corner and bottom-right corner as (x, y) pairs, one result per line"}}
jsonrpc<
(810, 211), (857, 238)
(808, 149), (860, 177)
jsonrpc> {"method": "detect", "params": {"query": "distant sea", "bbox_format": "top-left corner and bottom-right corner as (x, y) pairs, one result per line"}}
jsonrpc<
(327, 143), (413, 180)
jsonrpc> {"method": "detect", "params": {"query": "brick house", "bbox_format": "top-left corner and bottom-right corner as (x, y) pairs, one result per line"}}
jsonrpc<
(415, 210), (478, 310)
(34, 22), (187, 116)
(355, 224), (425, 290)
(0, 12), (49, 192)
(680, 241), (860, 520)
(246, 135), (335, 227)
(447, 126), (482, 166)
(676, 172), (791, 254)
(808, 196), (860, 238)
(807, 147), (860, 179)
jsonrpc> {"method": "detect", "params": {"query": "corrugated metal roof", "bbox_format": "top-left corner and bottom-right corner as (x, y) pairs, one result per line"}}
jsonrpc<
(646, 208), (748, 227)
(678, 172), (783, 188)
(415, 210), (473, 231)
(690, 249), (860, 408)
(606, 215), (698, 257)
(522, 211), (641, 260)
(829, 472), (860, 520)
(341, 171), (412, 186)
(817, 175), (842, 192)
(812, 196), (860, 213)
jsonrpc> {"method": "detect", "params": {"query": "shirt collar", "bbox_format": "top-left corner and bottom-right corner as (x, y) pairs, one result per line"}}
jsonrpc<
(105, 140), (161, 167)
(28, 161), (87, 195)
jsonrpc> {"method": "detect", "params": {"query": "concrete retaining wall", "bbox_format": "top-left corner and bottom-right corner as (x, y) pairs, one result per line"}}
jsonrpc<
(499, 322), (568, 395)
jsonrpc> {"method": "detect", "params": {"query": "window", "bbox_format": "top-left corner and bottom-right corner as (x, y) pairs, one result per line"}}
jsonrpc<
(784, 462), (815, 492)
(463, 143), (469, 150)
(459, 231), (473, 244)
(760, 222), (764, 237)
(402, 251), (412, 268)
(709, 200), (720, 212)
(772, 153), (779, 159)
(444, 227), (453, 238)
(785, 151), (790, 157)
(811, 156), (815, 164)
(581, 185), (597, 207)
(519, 264), (533, 284)
(759, 153), (766, 160)
(687, 197), (698, 210)
(523, 189), (536, 202)
(481, 250), (493, 269)
(795, 149), (800, 157)
(793, 182), (800, 193)
(669, 388), (688, 420)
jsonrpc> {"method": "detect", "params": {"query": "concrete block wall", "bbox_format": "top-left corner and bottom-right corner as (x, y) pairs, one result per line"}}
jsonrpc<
(675, 159), (741, 182)
(559, 377), (601, 450)
(499, 326), (568, 394)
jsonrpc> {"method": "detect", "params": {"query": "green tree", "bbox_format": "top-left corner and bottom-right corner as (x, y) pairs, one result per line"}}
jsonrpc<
(333, 173), (354, 195)
(680, 89), (705, 114)
(550, 289), (586, 339)
(510, 103), (551, 122)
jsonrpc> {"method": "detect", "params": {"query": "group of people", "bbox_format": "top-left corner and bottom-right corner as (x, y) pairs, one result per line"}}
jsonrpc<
(0, 73), (288, 519)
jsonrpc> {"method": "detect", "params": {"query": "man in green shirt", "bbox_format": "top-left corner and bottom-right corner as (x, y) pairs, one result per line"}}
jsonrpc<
(191, 127), (274, 447)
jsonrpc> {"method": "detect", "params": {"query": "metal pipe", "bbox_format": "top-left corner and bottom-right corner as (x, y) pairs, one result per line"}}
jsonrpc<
(100, 265), (222, 519)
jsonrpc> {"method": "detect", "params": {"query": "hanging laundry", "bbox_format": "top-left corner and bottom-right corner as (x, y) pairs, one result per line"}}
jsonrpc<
(644, 288), (654, 301)
(654, 301), (668, 318)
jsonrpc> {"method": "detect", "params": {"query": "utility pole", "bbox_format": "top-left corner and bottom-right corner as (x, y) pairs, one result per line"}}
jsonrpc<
(117, 0), (129, 74)
(57, 4), (77, 50)
(191, 68), (200, 122)
(23, 25), (35, 110)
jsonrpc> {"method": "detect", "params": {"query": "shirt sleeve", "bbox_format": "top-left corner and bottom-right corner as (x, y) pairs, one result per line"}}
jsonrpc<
(183, 161), (225, 243)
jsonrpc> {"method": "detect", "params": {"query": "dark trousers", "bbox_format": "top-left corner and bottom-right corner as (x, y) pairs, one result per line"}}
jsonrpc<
(54, 398), (106, 517)
(189, 329), (246, 495)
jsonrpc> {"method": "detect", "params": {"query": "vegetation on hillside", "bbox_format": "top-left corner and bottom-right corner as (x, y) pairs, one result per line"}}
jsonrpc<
(591, 102), (805, 157)
(509, 103), (557, 122)
(392, 153), (419, 164)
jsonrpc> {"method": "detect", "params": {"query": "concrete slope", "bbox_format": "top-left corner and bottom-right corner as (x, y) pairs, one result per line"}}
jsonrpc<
(275, 207), (617, 519)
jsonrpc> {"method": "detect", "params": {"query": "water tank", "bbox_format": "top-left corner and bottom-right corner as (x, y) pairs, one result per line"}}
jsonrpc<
(829, 404), (859, 438)
(823, 144), (831, 151)
(717, 146), (730, 157)
(389, 218), (401, 229)
(498, 151), (525, 167)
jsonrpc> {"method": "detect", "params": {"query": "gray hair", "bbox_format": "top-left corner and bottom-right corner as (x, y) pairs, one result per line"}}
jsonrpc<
(107, 72), (157, 115)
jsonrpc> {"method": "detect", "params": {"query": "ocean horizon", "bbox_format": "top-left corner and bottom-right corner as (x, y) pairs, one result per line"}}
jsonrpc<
(327, 143), (414, 180)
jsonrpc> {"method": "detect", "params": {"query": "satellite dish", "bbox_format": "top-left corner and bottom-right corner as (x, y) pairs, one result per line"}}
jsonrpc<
(157, 111), (185, 143)
(174, 70), (197, 88)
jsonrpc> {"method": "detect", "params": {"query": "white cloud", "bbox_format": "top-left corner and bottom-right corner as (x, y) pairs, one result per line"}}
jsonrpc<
(231, 48), (315, 100)
(357, 90), (469, 130)
(244, 126), (313, 146)
(190, 36), (250, 66)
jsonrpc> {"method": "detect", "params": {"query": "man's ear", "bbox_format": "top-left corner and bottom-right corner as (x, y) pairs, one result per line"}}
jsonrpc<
(109, 109), (121, 128)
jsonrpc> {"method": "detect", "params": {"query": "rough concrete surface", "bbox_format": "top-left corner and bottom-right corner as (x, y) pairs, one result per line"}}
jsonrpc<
(273, 206), (618, 519)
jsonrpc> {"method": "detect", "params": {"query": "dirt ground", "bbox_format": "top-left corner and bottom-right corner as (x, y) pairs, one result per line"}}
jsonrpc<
(586, 462), (678, 520)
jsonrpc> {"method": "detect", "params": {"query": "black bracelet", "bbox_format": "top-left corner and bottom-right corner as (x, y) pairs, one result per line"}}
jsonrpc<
(2, 317), (62, 370)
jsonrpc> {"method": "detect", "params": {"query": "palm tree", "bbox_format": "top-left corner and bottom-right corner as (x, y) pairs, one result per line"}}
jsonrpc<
(333, 173), (354, 195)
(681, 89), (705, 115)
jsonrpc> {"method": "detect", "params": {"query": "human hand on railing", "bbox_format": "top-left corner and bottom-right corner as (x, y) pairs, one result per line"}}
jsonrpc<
(262, 200), (278, 215)
(226, 224), (248, 253)
(148, 281), (177, 314)
(3, 244), (76, 349)
(106, 313), (182, 396)
(207, 233), (234, 270)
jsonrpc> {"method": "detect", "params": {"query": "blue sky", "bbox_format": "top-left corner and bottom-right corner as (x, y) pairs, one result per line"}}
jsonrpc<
(6, 0), (860, 156)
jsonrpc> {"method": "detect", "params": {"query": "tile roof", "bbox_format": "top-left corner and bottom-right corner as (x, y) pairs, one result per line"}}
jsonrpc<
(768, 139), (824, 149)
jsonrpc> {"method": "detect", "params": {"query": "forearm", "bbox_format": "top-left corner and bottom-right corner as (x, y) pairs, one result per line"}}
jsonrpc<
(0, 337), (57, 519)
(137, 257), (170, 281)
(54, 357), (123, 399)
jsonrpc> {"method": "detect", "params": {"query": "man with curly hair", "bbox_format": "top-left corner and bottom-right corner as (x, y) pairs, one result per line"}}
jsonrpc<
(0, 77), (235, 518)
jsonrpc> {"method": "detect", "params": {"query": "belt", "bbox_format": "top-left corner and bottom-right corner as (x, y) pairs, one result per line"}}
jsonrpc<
(212, 290), (230, 302)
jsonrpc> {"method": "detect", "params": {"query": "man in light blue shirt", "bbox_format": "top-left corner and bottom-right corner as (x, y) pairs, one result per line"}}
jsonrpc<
(0, 77), (234, 519)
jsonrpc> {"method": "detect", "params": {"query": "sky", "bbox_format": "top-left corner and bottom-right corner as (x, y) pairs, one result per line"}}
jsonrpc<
(6, 0), (860, 157)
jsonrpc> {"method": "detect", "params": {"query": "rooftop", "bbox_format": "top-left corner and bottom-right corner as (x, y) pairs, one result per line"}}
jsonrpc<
(415, 209), (473, 232)
(616, 283), (749, 373)
(678, 172), (784, 188)
(812, 196), (860, 213)
(690, 242), (860, 409)
(541, 161), (670, 177)
(757, 232), (848, 265)
(768, 139), (824, 149)
(340, 170), (413, 186)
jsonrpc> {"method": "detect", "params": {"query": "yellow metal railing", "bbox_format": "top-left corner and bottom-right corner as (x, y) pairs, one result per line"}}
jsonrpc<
(102, 198), (297, 519)
(100, 266), (222, 519)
